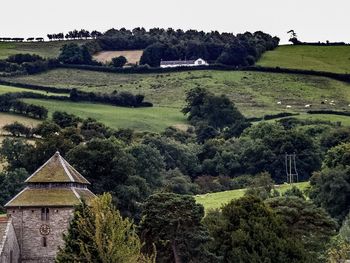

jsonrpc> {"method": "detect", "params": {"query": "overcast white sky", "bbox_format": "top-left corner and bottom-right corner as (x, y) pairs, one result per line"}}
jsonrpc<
(1, 0), (349, 44)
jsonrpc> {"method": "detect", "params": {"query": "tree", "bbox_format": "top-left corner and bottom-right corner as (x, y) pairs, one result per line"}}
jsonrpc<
(66, 138), (148, 218)
(182, 87), (249, 140)
(0, 168), (28, 212)
(56, 193), (154, 263)
(140, 193), (216, 263)
(52, 111), (81, 128)
(323, 143), (350, 168)
(310, 166), (350, 222)
(112, 56), (127, 68)
(326, 236), (350, 263)
(58, 43), (92, 65)
(0, 138), (34, 171)
(203, 195), (308, 262)
(163, 169), (199, 195)
(3, 122), (32, 137)
(129, 144), (165, 189)
(244, 172), (276, 200)
(340, 213), (350, 243)
(267, 196), (337, 261)
(140, 42), (166, 67)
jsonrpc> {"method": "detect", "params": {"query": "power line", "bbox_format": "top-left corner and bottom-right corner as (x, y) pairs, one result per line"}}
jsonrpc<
(285, 153), (299, 184)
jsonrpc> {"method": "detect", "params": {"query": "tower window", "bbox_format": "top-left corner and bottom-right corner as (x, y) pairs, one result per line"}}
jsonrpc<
(41, 208), (49, 221)
(42, 237), (47, 247)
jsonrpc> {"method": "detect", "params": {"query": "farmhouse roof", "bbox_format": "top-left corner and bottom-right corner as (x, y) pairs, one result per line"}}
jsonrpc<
(25, 151), (90, 184)
(160, 59), (197, 66)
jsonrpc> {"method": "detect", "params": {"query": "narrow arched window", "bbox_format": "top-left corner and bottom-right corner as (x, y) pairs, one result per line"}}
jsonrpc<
(41, 208), (49, 221)
(42, 237), (47, 247)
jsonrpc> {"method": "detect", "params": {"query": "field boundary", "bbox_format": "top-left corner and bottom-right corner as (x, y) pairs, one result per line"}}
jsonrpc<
(55, 64), (350, 83)
(0, 79), (70, 93)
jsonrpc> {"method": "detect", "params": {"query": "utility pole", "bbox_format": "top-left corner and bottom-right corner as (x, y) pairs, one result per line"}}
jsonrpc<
(285, 153), (299, 184)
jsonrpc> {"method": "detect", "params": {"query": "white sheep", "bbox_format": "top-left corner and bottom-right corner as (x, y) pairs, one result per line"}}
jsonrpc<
(286, 105), (292, 108)
(305, 104), (311, 108)
(277, 101), (282, 105)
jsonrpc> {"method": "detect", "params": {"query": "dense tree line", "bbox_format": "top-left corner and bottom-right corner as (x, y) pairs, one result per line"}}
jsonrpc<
(83, 27), (279, 67)
(1, 104), (350, 261)
(0, 53), (56, 75)
(0, 93), (48, 119)
(69, 88), (152, 107)
(0, 37), (44, 42)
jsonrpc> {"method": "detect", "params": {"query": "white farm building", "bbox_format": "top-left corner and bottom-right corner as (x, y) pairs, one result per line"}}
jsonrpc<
(160, 58), (209, 68)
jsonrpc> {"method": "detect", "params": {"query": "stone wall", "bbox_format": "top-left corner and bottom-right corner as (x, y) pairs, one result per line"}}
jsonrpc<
(0, 220), (20, 263)
(8, 207), (74, 262)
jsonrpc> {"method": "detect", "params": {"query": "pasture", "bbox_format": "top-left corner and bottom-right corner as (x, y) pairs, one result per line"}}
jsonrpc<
(93, 50), (143, 64)
(0, 40), (88, 59)
(257, 45), (350, 74)
(7, 69), (350, 118)
(22, 99), (187, 132)
(195, 181), (310, 212)
(0, 84), (68, 96)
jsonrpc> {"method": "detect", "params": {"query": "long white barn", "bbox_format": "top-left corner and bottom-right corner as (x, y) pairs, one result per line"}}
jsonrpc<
(160, 58), (209, 68)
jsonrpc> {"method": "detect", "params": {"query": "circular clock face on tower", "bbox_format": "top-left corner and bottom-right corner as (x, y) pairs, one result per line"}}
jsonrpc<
(39, 224), (51, 235)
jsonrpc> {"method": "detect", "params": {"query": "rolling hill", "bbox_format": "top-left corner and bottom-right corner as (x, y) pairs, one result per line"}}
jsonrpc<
(0, 40), (88, 59)
(7, 68), (350, 118)
(2, 43), (350, 132)
(257, 45), (350, 74)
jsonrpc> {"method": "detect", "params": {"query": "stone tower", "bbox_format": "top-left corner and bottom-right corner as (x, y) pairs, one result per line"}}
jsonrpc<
(5, 152), (95, 263)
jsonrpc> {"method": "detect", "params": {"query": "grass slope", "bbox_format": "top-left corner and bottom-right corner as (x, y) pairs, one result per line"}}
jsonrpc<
(7, 69), (350, 118)
(22, 99), (186, 132)
(0, 40), (88, 59)
(258, 45), (350, 74)
(0, 112), (40, 130)
(195, 182), (310, 212)
(0, 84), (68, 96)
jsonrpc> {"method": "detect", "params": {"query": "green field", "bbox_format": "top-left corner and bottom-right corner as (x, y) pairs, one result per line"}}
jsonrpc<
(0, 84), (68, 96)
(0, 40), (88, 59)
(22, 99), (186, 132)
(258, 45), (350, 74)
(6, 69), (350, 118)
(195, 182), (310, 212)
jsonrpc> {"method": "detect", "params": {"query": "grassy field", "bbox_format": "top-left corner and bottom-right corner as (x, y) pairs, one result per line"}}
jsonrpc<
(93, 50), (143, 64)
(0, 40), (88, 59)
(0, 112), (40, 130)
(22, 99), (186, 132)
(0, 84), (68, 96)
(195, 181), (310, 212)
(258, 45), (350, 74)
(6, 69), (350, 118)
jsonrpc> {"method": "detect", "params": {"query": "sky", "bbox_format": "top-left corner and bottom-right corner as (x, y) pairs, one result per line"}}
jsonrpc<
(1, 0), (349, 44)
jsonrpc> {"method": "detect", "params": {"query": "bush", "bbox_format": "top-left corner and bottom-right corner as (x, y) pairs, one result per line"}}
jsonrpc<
(111, 56), (127, 68)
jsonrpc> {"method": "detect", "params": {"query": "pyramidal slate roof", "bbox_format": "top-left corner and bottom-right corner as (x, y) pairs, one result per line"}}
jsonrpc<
(25, 151), (90, 184)
(5, 152), (95, 207)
